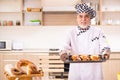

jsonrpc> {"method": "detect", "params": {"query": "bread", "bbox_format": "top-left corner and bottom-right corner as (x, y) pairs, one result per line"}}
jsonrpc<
(71, 55), (77, 61)
(15, 59), (39, 75)
(80, 55), (90, 61)
(90, 55), (100, 61)
(4, 64), (23, 76)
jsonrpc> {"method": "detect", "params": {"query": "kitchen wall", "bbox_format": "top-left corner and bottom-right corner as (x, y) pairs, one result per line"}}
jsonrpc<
(0, 26), (120, 52)
(0, 26), (72, 49)
(42, 0), (79, 7)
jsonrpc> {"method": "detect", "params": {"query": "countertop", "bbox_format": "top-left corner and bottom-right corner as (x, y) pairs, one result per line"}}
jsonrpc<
(0, 48), (60, 53)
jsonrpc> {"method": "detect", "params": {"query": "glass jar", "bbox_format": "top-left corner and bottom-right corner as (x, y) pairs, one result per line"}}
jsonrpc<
(16, 20), (20, 26)
(3, 20), (7, 26)
(8, 20), (13, 26)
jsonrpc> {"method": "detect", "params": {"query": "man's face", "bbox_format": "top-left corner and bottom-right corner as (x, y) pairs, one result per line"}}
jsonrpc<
(77, 12), (91, 28)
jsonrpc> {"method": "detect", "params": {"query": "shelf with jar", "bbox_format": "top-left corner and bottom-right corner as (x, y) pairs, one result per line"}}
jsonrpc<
(22, 8), (42, 26)
(22, 0), (43, 26)
(0, 0), (43, 27)
(1, 0), (120, 26)
(100, 12), (120, 26)
(100, 0), (120, 26)
(80, 0), (120, 26)
(0, 0), (22, 26)
(0, 12), (21, 26)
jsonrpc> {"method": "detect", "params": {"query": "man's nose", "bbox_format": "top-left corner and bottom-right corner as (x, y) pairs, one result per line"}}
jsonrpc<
(81, 17), (86, 20)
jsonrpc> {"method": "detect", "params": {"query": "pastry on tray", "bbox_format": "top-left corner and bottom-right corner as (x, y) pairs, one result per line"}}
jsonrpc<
(66, 54), (106, 63)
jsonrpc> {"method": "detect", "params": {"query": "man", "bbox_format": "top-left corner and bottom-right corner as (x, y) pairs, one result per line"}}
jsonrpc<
(60, 3), (111, 80)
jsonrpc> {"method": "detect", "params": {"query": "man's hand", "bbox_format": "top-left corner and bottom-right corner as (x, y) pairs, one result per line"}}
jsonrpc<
(102, 49), (111, 60)
(60, 51), (68, 62)
(104, 54), (110, 60)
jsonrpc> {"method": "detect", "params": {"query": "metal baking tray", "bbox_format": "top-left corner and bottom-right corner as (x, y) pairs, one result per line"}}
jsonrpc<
(65, 55), (106, 63)
(65, 59), (106, 63)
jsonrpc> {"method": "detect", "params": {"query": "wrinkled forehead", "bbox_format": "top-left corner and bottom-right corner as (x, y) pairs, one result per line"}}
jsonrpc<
(77, 12), (90, 16)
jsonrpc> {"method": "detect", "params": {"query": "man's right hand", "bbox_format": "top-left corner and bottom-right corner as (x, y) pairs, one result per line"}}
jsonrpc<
(60, 51), (68, 62)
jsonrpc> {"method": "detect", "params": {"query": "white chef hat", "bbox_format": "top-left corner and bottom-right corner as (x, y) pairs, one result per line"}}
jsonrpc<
(75, 3), (96, 19)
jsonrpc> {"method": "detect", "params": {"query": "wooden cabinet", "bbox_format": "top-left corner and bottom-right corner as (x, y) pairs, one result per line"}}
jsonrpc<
(0, 53), (3, 80)
(100, 0), (120, 26)
(0, 0), (120, 26)
(0, 51), (66, 80)
(73, 0), (120, 26)
(0, 52), (120, 80)
(43, 0), (120, 26)
(0, 0), (42, 26)
(102, 52), (120, 80)
(23, 0), (43, 26)
(0, 52), (48, 80)
(0, 0), (22, 26)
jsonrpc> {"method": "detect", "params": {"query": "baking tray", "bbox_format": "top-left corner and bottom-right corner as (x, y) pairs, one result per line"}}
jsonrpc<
(65, 55), (106, 63)
(65, 59), (106, 63)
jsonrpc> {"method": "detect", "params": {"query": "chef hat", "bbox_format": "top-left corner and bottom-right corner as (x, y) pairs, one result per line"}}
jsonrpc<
(75, 3), (96, 19)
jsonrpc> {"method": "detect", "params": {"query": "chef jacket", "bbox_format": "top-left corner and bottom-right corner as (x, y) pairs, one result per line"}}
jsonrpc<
(61, 26), (110, 80)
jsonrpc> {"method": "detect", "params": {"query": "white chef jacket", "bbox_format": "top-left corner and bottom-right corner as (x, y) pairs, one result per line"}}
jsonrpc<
(61, 26), (110, 80)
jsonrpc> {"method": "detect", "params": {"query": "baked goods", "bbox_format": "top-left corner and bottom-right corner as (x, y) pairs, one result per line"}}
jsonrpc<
(79, 55), (90, 61)
(4, 64), (23, 76)
(90, 55), (100, 61)
(71, 55), (77, 61)
(70, 54), (105, 62)
(71, 55), (90, 61)
(15, 59), (39, 75)
(4, 59), (44, 77)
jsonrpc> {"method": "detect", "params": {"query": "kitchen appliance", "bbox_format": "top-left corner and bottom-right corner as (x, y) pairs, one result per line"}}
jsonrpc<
(0, 40), (12, 51)
(12, 41), (23, 50)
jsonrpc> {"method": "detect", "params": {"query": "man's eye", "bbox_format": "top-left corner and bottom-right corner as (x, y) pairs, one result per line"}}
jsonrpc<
(85, 15), (89, 18)
(85, 15), (90, 18)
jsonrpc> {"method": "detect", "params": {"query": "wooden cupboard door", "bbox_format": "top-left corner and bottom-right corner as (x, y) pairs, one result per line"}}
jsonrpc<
(102, 53), (120, 80)
(2, 53), (24, 80)
(0, 53), (3, 80)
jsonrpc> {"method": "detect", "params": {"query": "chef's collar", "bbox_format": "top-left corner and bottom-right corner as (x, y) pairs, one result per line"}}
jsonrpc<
(78, 26), (90, 30)
(77, 26), (90, 36)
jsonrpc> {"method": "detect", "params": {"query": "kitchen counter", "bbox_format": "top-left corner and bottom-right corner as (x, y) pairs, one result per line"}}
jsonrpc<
(0, 49), (120, 53)
(0, 48), (60, 53)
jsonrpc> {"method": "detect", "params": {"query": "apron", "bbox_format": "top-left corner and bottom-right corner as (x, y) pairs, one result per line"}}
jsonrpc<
(61, 26), (109, 80)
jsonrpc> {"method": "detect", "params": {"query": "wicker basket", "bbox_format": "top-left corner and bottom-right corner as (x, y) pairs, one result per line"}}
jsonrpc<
(4, 71), (44, 80)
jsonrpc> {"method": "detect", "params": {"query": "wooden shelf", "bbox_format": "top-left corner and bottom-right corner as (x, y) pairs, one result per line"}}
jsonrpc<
(43, 6), (75, 12)
(0, 0), (120, 26)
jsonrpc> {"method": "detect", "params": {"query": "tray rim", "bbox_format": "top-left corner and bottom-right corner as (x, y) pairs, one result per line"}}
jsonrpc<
(65, 59), (106, 63)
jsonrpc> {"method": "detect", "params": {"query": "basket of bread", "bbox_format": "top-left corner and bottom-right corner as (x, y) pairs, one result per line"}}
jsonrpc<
(4, 59), (44, 80)
(65, 54), (108, 63)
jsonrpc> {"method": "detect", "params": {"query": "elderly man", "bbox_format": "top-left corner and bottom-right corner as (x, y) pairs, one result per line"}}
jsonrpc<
(60, 3), (111, 80)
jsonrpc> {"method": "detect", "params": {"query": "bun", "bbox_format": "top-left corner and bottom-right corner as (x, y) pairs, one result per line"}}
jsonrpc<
(71, 55), (77, 61)
(15, 59), (39, 75)
(90, 55), (100, 61)
(70, 54), (101, 61)
(80, 55), (90, 61)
